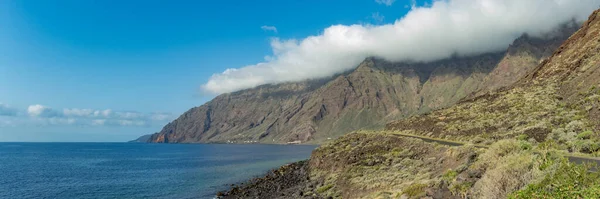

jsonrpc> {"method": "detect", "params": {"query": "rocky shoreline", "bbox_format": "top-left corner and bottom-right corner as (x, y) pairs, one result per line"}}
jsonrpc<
(216, 160), (326, 199)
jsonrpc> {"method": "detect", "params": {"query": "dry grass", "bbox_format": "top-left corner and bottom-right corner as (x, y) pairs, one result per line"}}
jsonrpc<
(307, 132), (599, 199)
(308, 131), (478, 198)
(387, 83), (600, 156)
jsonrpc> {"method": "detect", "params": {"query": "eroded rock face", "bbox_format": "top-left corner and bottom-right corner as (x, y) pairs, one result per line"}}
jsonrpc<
(474, 22), (579, 96)
(148, 26), (576, 144)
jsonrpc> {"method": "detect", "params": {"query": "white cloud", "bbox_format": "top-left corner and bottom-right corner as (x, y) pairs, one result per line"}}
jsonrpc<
(376, 0), (396, 6)
(92, 119), (148, 127)
(150, 113), (172, 121)
(47, 118), (77, 125)
(261, 25), (278, 33)
(202, 0), (600, 95)
(114, 120), (146, 127)
(0, 103), (17, 116)
(114, 111), (145, 120)
(63, 108), (112, 118)
(371, 12), (385, 23)
(91, 119), (106, 126)
(27, 104), (62, 118)
(23, 105), (173, 127)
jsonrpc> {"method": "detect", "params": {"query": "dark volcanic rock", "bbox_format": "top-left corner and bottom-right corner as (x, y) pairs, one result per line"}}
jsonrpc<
(219, 161), (324, 199)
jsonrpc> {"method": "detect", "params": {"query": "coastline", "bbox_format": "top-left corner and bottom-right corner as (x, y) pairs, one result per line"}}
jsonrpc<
(217, 160), (325, 199)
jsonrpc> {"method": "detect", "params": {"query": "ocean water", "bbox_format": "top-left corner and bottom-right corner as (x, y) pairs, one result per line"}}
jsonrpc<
(0, 143), (316, 199)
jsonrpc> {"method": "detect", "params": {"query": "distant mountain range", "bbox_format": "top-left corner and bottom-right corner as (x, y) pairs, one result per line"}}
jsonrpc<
(128, 134), (151, 143)
(135, 23), (578, 144)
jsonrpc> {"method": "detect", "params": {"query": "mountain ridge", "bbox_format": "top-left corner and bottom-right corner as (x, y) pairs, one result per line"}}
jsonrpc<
(144, 24), (577, 144)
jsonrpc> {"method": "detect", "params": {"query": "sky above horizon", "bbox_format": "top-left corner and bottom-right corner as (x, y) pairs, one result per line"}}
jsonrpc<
(1, 0), (598, 142)
(0, 0), (417, 142)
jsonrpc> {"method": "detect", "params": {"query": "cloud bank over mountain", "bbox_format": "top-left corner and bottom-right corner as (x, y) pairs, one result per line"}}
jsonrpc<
(202, 0), (600, 94)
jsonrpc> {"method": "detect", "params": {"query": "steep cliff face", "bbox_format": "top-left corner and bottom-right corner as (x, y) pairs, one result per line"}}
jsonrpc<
(149, 79), (330, 143)
(149, 54), (499, 144)
(149, 27), (575, 144)
(474, 22), (580, 96)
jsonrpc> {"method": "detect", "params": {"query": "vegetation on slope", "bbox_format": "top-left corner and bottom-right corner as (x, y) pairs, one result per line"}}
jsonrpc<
(222, 9), (600, 199)
(510, 159), (600, 198)
(387, 9), (600, 158)
(387, 83), (600, 156)
(303, 131), (600, 199)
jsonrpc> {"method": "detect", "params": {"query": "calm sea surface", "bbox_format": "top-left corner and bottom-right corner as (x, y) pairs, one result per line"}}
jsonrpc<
(0, 143), (316, 199)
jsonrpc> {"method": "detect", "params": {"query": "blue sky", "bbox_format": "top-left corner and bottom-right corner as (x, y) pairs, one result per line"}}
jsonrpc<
(0, 0), (416, 142)
(2, 0), (597, 142)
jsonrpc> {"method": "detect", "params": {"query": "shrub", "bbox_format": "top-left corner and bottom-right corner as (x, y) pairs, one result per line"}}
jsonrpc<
(577, 130), (594, 139)
(516, 134), (528, 141)
(471, 136), (486, 144)
(471, 140), (542, 199)
(570, 139), (600, 153)
(450, 182), (473, 198)
(537, 139), (558, 151)
(520, 142), (532, 150)
(558, 131), (577, 144)
(509, 159), (600, 198)
(565, 120), (585, 133)
(316, 184), (333, 193)
(442, 169), (458, 182)
(402, 183), (427, 197)
(471, 153), (537, 199)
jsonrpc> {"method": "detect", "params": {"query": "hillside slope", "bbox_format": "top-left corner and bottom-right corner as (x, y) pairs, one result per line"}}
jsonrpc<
(147, 28), (575, 144)
(222, 9), (600, 199)
(387, 11), (600, 151)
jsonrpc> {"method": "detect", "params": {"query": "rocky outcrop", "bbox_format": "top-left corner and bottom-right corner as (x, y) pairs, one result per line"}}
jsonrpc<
(218, 161), (315, 199)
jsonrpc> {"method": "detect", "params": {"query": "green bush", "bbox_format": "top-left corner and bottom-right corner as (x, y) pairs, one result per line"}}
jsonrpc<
(442, 169), (458, 182)
(569, 139), (600, 153)
(509, 159), (600, 198)
(316, 184), (333, 193)
(516, 134), (528, 141)
(577, 131), (594, 139)
(450, 182), (473, 197)
(537, 139), (558, 151)
(520, 142), (532, 150)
